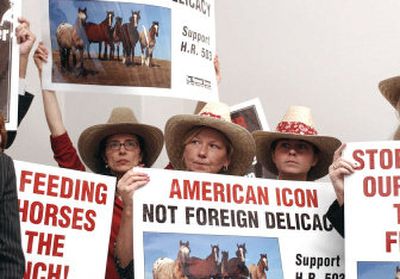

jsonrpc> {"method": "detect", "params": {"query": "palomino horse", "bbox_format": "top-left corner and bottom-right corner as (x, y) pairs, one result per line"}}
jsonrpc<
(120, 10), (141, 66)
(395, 266), (400, 279)
(56, 7), (87, 73)
(152, 240), (190, 279)
(248, 254), (268, 279)
(225, 243), (250, 279)
(139, 21), (159, 67)
(111, 16), (123, 61)
(84, 10), (114, 60)
(185, 244), (220, 278)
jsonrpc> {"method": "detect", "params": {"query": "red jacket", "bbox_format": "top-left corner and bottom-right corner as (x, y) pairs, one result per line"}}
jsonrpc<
(50, 132), (122, 279)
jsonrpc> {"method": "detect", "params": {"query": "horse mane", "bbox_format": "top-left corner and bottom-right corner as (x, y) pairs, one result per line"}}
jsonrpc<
(0, 0), (10, 20)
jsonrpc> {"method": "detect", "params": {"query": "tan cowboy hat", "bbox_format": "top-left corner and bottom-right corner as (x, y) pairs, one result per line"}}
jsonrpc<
(78, 107), (164, 173)
(378, 76), (400, 110)
(252, 106), (341, 180)
(164, 102), (256, 176)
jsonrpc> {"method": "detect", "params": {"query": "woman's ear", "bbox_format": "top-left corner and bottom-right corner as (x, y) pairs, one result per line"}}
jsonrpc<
(311, 154), (319, 167)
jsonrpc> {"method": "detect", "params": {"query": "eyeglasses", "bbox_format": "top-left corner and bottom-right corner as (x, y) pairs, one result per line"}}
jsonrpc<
(106, 140), (139, 151)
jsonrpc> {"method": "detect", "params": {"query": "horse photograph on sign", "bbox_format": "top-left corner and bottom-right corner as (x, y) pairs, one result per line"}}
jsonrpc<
(143, 232), (282, 279)
(357, 262), (400, 278)
(47, 0), (171, 89)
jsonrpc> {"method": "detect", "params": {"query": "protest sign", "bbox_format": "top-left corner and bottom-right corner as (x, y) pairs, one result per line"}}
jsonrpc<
(41, 0), (218, 102)
(344, 141), (400, 278)
(133, 168), (344, 278)
(0, 0), (20, 130)
(231, 98), (270, 178)
(14, 161), (116, 279)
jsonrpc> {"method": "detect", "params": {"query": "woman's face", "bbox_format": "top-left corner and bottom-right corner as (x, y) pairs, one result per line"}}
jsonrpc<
(182, 127), (230, 174)
(104, 133), (142, 177)
(272, 139), (318, 181)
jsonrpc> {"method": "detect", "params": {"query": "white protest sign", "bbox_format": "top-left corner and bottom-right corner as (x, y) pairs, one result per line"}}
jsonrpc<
(14, 161), (116, 279)
(134, 168), (344, 279)
(344, 141), (400, 278)
(41, 0), (218, 102)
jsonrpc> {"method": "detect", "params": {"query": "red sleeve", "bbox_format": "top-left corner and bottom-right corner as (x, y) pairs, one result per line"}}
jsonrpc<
(50, 132), (86, 171)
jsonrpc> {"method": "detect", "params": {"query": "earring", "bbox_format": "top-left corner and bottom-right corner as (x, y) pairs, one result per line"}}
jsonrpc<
(223, 165), (228, 172)
(105, 164), (109, 169)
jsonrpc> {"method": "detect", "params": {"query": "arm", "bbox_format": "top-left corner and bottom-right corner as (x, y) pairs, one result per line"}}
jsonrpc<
(6, 18), (36, 149)
(33, 42), (66, 137)
(114, 170), (149, 277)
(0, 154), (25, 277)
(34, 43), (84, 171)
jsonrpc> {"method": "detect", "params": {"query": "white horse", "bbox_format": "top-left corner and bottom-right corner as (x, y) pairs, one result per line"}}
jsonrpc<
(152, 240), (190, 279)
(139, 21), (159, 66)
(55, 7), (87, 72)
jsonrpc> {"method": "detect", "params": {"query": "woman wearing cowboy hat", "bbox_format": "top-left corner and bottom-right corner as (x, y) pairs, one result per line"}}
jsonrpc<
(253, 105), (342, 182)
(326, 76), (400, 238)
(33, 44), (164, 279)
(114, 101), (256, 278)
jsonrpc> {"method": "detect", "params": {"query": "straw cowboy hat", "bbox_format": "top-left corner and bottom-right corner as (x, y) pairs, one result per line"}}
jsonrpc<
(252, 106), (341, 180)
(78, 107), (164, 173)
(164, 102), (256, 176)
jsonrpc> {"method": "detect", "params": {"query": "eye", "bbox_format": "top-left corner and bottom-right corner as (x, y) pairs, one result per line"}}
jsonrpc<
(126, 140), (138, 148)
(297, 143), (309, 150)
(209, 143), (221, 149)
(108, 141), (120, 149)
(190, 139), (201, 145)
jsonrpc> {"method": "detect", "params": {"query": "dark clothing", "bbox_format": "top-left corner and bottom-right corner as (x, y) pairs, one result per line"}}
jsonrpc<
(0, 153), (25, 278)
(326, 200), (344, 237)
(6, 92), (34, 149)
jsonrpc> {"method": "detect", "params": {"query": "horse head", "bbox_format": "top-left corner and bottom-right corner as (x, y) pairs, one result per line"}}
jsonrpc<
(221, 250), (229, 261)
(77, 7), (87, 24)
(210, 244), (219, 263)
(106, 10), (114, 27)
(178, 240), (190, 264)
(236, 243), (247, 262)
(151, 21), (159, 37)
(260, 253), (269, 271)
(115, 16), (122, 25)
(130, 10), (141, 27)
(395, 266), (400, 279)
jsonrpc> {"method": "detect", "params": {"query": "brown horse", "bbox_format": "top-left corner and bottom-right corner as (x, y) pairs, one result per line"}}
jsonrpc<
(248, 254), (268, 279)
(152, 240), (190, 279)
(56, 7), (87, 73)
(111, 16), (123, 61)
(225, 243), (250, 279)
(84, 10), (114, 60)
(120, 10), (141, 66)
(395, 266), (400, 279)
(139, 21), (159, 67)
(218, 250), (230, 279)
(185, 244), (220, 278)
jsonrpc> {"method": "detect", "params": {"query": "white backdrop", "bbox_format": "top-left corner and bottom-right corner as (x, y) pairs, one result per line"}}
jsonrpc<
(8, 0), (400, 177)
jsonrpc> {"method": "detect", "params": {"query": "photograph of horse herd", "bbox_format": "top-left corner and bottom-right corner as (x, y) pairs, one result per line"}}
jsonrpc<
(49, 0), (171, 88)
(144, 232), (283, 279)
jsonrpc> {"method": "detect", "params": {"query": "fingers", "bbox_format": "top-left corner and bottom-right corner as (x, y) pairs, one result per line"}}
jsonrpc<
(18, 17), (30, 28)
(34, 42), (49, 62)
(332, 143), (346, 161)
(330, 157), (356, 174)
(118, 170), (150, 194)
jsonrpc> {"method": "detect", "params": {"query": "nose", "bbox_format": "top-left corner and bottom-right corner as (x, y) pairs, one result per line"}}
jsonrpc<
(288, 147), (296, 155)
(197, 143), (207, 158)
